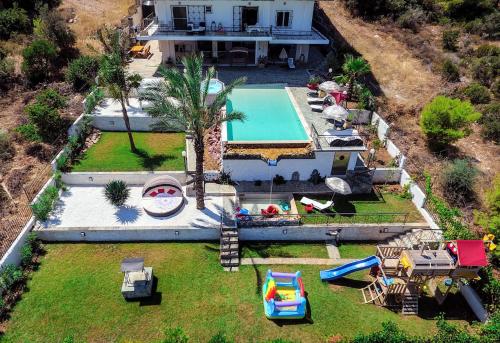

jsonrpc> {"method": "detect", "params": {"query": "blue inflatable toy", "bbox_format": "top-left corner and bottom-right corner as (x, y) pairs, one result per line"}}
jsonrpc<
(262, 270), (306, 320)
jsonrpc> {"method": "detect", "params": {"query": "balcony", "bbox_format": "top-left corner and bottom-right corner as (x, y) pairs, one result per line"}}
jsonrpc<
(137, 21), (329, 44)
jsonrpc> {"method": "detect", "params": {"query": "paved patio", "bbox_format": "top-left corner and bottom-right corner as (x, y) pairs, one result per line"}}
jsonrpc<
(45, 186), (224, 229)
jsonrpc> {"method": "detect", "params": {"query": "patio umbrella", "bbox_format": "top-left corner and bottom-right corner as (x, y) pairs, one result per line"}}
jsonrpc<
(325, 177), (352, 201)
(279, 48), (288, 61)
(319, 81), (341, 93)
(322, 105), (349, 121)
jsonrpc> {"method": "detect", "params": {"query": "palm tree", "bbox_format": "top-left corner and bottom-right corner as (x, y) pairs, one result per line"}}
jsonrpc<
(99, 51), (142, 153)
(141, 54), (246, 209)
(342, 54), (371, 99)
(96, 27), (142, 153)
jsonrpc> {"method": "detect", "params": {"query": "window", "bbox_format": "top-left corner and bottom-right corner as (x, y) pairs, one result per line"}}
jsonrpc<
(276, 11), (292, 28)
(172, 6), (188, 30)
(205, 6), (212, 14)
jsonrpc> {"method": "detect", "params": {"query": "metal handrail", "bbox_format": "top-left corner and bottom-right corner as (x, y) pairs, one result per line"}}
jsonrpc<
(234, 211), (411, 227)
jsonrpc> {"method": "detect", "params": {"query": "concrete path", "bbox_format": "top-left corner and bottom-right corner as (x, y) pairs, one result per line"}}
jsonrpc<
(326, 240), (341, 259)
(240, 257), (356, 265)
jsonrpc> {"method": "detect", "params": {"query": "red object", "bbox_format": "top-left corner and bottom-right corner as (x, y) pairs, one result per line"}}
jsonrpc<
(297, 277), (305, 297)
(261, 205), (279, 217)
(305, 204), (314, 213)
(150, 191), (158, 197)
(455, 240), (488, 267)
(167, 188), (176, 195)
(157, 188), (165, 193)
(307, 83), (318, 91)
(330, 91), (348, 105)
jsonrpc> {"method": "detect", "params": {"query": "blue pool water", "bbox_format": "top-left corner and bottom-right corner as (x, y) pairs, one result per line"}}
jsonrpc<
(226, 86), (308, 141)
(205, 79), (224, 94)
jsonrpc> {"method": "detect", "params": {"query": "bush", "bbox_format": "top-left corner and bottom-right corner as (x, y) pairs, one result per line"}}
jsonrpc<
(442, 159), (478, 202)
(104, 180), (130, 207)
(0, 6), (30, 39)
(31, 185), (59, 221)
(25, 142), (53, 161)
(35, 5), (75, 51)
(15, 123), (42, 142)
(475, 44), (500, 58)
(0, 56), (14, 86)
(0, 264), (23, 292)
(463, 83), (491, 104)
(358, 86), (376, 111)
(0, 131), (15, 162)
(35, 88), (67, 109)
(396, 7), (426, 32)
(441, 59), (460, 82)
(21, 39), (57, 85)
(208, 332), (233, 343)
(24, 102), (62, 142)
(443, 0), (495, 21)
(492, 79), (500, 99)
(352, 321), (416, 343)
(66, 55), (100, 91)
(20, 243), (33, 267)
(420, 96), (481, 147)
(84, 87), (105, 114)
(479, 103), (500, 143)
(442, 29), (459, 51)
(471, 55), (500, 87)
(162, 327), (189, 343)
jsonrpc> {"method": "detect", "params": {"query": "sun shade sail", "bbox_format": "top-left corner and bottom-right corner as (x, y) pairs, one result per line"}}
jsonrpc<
(456, 240), (488, 267)
(121, 258), (145, 272)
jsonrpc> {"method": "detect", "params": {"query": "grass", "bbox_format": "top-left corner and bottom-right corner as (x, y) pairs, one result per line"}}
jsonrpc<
(338, 243), (377, 259)
(72, 132), (186, 172)
(1, 243), (473, 343)
(241, 243), (328, 258)
(294, 192), (423, 224)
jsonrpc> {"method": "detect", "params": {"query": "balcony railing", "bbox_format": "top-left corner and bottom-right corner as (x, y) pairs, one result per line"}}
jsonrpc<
(310, 123), (367, 150)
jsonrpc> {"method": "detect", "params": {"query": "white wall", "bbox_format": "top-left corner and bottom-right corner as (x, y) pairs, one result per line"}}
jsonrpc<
(372, 168), (402, 184)
(154, 0), (315, 31)
(61, 171), (187, 186)
(92, 114), (164, 131)
(223, 150), (334, 181)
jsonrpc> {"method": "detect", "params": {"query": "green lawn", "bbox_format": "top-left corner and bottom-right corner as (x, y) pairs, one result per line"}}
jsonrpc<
(338, 243), (377, 259)
(241, 243), (328, 258)
(295, 192), (423, 224)
(2, 243), (472, 343)
(72, 132), (186, 171)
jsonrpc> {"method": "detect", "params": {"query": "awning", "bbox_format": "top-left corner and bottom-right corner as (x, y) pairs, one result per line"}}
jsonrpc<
(456, 240), (488, 267)
(121, 257), (145, 272)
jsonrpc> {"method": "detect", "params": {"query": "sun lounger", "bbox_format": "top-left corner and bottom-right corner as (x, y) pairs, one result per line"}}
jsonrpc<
(300, 197), (333, 211)
(288, 57), (296, 69)
(307, 95), (327, 104)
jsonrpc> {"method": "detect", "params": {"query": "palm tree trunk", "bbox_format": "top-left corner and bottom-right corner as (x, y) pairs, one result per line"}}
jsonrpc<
(120, 93), (137, 153)
(194, 136), (205, 210)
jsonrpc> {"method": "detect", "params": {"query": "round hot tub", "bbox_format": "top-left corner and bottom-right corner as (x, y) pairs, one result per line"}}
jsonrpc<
(142, 176), (184, 217)
(203, 79), (225, 105)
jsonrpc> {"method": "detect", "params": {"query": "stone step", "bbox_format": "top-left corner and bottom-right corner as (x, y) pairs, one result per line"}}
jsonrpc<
(221, 230), (238, 237)
(221, 250), (239, 258)
(221, 226), (237, 232)
(223, 266), (239, 272)
(221, 236), (239, 244)
(220, 243), (239, 251)
(220, 258), (239, 267)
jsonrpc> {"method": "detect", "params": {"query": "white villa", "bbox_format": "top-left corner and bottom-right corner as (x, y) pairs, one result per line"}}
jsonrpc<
(137, 0), (329, 65)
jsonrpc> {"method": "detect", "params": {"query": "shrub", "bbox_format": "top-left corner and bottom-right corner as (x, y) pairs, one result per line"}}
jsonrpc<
(35, 5), (75, 51)
(475, 44), (500, 58)
(55, 151), (70, 171)
(84, 87), (105, 114)
(471, 55), (500, 87)
(272, 174), (286, 185)
(162, 327), (189, 343)
(441, 59), (460, 82)
(442, 29), (459, 51)
(35, 88), (67, 109)
(479, 103), (500, 143)
(352, 321), (415, 343)
(25, 142), (53, 161)
(420, 96), (481, 147)
(491, 79), (500, 99)
(66, 55), (100, 91)
(463, 83), (491, 104)
(0, 6), (30, 39)
(0, 56), (14, 86)
(0, 131), (15, 162)
(442, 159), (478, 202)
(358, 86), (376, 111)
(21, 39), (57, 85)
(396, 7), (426, 32)
(208, 332), (233, 343)
(443, 0), (495, 21)
(0, 264), (23, 292)
(15, 123), (42, 142)
(104, 180), (130, 207)
(24, 102), (62, 142)
(20, 243), (33, 267)
(31, 185), (59, 221)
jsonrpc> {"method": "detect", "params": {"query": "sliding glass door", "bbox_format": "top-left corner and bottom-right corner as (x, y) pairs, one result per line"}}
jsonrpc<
(172, 6), (187, 30)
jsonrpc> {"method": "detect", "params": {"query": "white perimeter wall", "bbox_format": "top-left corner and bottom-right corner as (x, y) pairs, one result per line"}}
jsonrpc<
(61, 171), (187, 186)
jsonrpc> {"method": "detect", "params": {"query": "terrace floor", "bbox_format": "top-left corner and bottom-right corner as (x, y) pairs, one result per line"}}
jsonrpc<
(1, 243), (473, 342)
(45, 186), (223, 229)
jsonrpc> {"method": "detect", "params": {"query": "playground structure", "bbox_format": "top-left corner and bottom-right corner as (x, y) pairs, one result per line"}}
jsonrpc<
(320, 232), (489, 316)
(262, 270), (307, 320)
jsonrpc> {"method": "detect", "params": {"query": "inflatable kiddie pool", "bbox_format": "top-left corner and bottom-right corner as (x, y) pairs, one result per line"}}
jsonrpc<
(142, 176), (184, 217)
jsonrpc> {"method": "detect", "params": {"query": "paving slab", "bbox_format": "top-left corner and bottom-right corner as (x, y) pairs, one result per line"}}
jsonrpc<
(240, 257), (356, 265)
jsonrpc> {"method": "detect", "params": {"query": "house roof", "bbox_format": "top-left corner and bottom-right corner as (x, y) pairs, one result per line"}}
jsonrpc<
(456, 240), (488, 267)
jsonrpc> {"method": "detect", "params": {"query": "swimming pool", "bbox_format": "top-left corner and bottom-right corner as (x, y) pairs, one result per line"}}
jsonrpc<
(226, 85), (309, 142)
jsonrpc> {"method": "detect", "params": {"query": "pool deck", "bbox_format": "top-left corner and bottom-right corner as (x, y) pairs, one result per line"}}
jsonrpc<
(44, 186), (224, 229)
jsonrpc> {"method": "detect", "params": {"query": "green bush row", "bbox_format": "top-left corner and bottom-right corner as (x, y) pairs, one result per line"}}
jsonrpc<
(55, 115), (93, 172)
(31, 185), (59, 221)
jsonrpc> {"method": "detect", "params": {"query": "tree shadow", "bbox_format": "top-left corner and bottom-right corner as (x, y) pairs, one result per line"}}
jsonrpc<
(133, 148), (171, 171)
(124, 276), (163, 306)
(243, 243), (295, 258)
(114, 205), (140, 224)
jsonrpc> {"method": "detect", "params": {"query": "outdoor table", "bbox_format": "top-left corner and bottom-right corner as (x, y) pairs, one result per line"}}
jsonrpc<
(129, 45), (144, 57)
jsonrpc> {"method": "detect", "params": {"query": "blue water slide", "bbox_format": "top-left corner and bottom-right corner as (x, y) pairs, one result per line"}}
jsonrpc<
(320, 255), (381, 281)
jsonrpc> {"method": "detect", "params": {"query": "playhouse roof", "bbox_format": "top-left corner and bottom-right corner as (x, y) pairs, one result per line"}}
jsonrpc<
(456, 240), (488, 267)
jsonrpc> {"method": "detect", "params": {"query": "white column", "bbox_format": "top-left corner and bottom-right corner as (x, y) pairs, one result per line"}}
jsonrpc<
(295, 44), (309, 63)
(347, 152), (358, 171)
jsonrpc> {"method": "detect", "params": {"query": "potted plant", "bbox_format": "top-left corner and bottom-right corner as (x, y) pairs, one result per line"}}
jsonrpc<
(307, 75), (321, 91)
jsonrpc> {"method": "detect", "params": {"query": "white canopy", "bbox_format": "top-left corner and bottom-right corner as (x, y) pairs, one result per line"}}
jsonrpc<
(325, 177), (352, 195)
(322, 105), (349, 121)
(319, 81), (341, 93)
(279, 48), (288, 60)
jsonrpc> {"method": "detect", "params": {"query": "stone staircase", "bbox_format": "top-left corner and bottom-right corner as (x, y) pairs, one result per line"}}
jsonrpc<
(402, 284), (419, 315)
(220, 227), (239, 272)
(386, 229), (443, 250)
